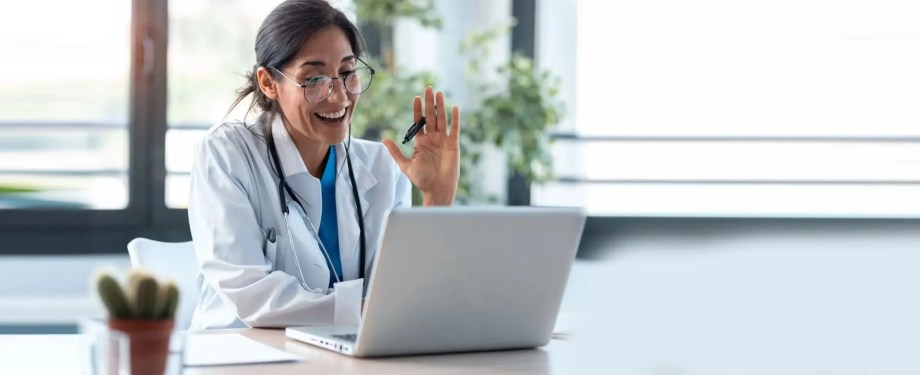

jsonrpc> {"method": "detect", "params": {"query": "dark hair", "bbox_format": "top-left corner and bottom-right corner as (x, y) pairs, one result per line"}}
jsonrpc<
(228, 0), (366, 119)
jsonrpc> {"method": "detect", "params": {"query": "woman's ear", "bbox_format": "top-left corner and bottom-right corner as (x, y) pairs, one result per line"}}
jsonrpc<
(256, 67), (279, 100)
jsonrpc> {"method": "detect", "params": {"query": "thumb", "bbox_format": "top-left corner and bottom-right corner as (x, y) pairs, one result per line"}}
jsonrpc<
(381, 139), (410, 173)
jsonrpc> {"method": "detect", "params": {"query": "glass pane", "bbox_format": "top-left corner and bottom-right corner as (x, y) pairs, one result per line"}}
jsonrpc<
(533, 182), (920, 218)
(0, 1), (130, 209)
(166, 0), (284, 208)
(577, 0), (920, 137)
(550, 140), (920, 182)
(164, 129), (207, 209)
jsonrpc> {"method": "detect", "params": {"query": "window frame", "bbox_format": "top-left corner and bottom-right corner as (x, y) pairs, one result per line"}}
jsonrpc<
(0, 0), (188, 255)
(507, 0), (537, 206)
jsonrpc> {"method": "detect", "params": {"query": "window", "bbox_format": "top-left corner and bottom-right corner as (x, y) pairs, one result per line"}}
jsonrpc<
(532, 0), (920, 217)
(165, 0), (284, 209)
(0, 1), (131, 210)
(1, 0), (190, 254)
(0, 0), (368, 254)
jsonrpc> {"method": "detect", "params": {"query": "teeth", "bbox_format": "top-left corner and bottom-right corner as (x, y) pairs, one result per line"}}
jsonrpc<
(316, 108), (346, 119)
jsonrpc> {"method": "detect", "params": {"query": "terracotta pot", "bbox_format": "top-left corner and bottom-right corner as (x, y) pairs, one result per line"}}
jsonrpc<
(108, 319), (175, 375)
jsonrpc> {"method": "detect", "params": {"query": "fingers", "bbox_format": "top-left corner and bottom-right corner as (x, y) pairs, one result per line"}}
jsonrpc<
(424, 86), (436, 132)
(449, 106), (461, 144)
(381, 139), (410, 173)
(413, 96), (422, 124)
(436, 91), (447, 135)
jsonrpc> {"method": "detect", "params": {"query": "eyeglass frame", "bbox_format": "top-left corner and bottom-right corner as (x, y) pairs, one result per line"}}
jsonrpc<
(270, 57), (376, 103)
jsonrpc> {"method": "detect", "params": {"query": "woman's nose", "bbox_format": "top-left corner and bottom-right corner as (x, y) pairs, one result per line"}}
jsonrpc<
(326, 78), (349, 104)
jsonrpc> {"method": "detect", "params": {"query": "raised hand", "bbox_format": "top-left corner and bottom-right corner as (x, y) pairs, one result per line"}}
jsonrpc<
(382, 86), (461, 206)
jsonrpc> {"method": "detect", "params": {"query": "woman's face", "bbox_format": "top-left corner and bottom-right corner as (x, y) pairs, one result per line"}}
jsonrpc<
(271, 26), (359, 145)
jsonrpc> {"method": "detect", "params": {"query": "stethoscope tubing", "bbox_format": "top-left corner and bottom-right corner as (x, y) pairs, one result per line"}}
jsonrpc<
(267, 134), (366, 294)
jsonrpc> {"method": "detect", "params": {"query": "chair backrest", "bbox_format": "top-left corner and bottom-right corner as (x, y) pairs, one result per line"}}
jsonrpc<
(126, 238), (199, 330)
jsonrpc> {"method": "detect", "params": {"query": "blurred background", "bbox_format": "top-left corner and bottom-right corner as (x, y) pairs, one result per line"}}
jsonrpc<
(2, 0), (920, 372)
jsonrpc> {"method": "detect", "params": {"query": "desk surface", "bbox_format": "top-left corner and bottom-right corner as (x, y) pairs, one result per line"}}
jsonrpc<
(192, 329), (572, 375)
(1, 329), (575, 375)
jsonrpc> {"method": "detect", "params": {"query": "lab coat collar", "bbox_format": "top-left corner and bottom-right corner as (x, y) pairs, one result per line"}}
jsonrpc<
(269, 115), (377, 197)
(270, 116), (309, 178)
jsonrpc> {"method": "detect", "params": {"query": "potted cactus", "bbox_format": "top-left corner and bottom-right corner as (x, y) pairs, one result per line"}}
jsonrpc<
(96, 269), (179, 375)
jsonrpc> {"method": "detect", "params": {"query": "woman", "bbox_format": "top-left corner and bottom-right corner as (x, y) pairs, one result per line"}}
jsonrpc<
(187, 0), (460, 330)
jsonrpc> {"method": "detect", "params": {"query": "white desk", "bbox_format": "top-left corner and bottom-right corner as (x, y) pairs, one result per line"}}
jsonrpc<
(0, 329), (576, 375)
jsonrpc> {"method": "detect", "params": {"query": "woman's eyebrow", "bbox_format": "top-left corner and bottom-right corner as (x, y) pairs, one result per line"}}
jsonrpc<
(298, 55), (356, 68)
(299, 60), (325, 68)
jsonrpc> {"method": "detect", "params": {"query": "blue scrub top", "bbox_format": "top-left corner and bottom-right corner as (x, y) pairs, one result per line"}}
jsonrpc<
(318, 146), (342, 288)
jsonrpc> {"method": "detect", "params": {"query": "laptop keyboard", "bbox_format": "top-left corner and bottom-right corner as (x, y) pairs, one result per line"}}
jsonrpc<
(331, 334), (358, 343)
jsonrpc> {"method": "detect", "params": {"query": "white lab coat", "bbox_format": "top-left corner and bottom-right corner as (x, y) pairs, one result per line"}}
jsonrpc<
(187, 115), (411, 330)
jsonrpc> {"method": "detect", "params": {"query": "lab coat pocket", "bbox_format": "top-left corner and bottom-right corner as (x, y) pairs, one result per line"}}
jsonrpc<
(263, 236), (278, 270)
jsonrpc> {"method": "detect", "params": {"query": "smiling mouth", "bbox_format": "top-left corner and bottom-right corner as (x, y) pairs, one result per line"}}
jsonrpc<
(315, 107), (348, 124)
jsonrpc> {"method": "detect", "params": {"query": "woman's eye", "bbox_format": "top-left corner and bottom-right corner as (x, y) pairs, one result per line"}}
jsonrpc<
(303, 76), (326, 85)
(340, 69), (357, 76)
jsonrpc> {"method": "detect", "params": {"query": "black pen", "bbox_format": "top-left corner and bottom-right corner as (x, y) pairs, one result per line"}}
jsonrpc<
(401, 116), (426, 144)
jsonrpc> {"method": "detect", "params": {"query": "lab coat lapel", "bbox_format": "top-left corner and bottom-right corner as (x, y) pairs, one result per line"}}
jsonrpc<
(336, 143), (375, 280)
(270, 116), (309, 178)
(271, 116), (319, 217)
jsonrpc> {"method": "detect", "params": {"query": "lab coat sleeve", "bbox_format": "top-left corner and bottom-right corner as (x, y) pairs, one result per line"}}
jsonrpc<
(394, 164), (412, 208)
(188, 135), (358, 328)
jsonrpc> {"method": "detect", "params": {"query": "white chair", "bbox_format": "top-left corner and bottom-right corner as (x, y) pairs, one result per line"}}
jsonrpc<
(126, 238), (199, 330)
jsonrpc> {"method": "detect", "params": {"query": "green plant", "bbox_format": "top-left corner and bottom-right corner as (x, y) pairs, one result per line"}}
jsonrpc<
(352, 1), (563, 203)
(355, 0), (442, 29)
(0, 185), (40, 194)
(350, 57), (438, 142)
(355, 0), (441, 70)
(468, 53), (562, 183)
(158, 280), (180, 320)
(460, 23), (563, 189)
(97, 273), (133, 318)
(96, 269), (180, 320)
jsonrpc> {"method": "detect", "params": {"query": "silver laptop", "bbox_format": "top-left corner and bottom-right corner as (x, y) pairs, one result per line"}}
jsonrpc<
(285, 206), (586, 357)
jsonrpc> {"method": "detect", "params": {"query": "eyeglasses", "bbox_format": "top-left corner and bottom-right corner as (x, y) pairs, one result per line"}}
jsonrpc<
(271, 57), (375, 103)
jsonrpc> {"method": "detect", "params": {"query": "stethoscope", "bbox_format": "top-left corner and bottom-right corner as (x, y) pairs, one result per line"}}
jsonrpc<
(267, 133), (366, 294)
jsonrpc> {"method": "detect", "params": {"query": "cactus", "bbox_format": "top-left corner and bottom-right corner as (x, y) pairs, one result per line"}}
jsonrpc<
(132, 274), (160, 319)
(96, 272), (133, 319)
(95, 268), (180, 321)
(158, 280), (180, 319)
(128, 269), (152, 292)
